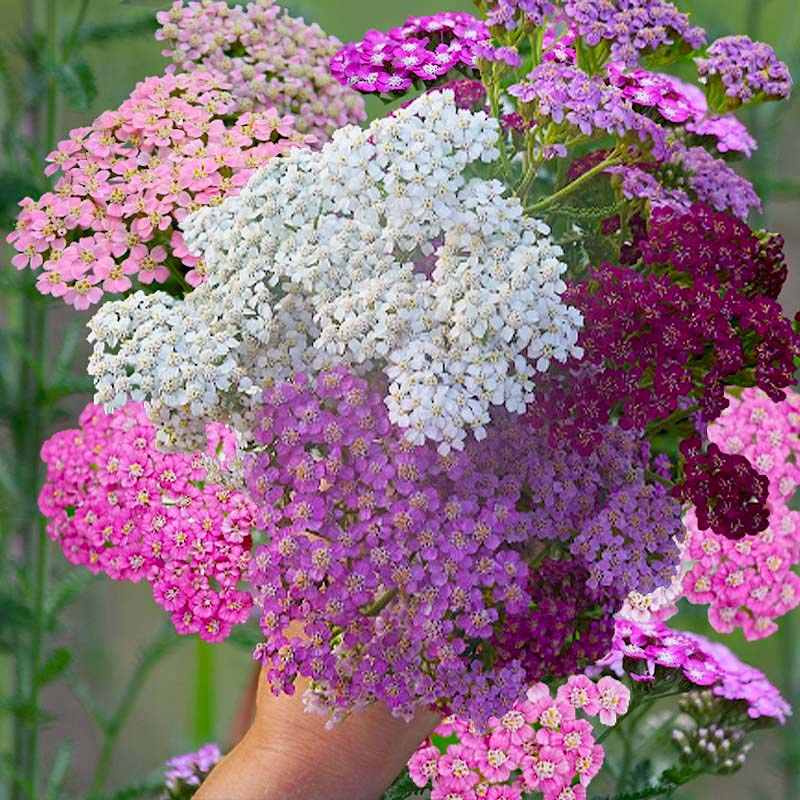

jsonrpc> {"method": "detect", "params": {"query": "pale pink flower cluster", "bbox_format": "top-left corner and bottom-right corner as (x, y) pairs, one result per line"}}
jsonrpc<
(408, 678), (630, 800)
(683, 388), (800, 640)
(7, 71), (309, 309)
(38, 402), (257, 642)
(156, 0), (366, 140)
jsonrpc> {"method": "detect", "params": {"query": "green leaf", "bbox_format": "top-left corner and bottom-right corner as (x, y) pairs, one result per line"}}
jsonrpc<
(380, 769), (420, 800)
(225, 623), (262, 650)
(0, 451), (18, 501)
(46, 571), (97, 626)
(0, 591), (34, 630)
(45, 739), (74, 800)
(0, 697), (56, 724)
(79, 16), (159, 44)
(51, 60), (97, 111)
(0, 170), (43, 228)
(37, 647), (72, 686)
(0, 47), (21, 161)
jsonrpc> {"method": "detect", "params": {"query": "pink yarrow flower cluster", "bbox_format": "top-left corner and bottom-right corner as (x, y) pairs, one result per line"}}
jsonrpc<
(601, 619), (790, 723)
(156, 0), (366, 139)
(7, 72), (309, 309)
(38, 403), (256, 643)
(683, 389), (800, 640)
(607, 64), (757, 156)
(408, 678), (629, 800)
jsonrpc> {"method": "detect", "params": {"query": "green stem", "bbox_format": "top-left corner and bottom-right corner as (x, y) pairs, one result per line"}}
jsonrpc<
(90, 621), (179, 793)
(193, 640), (216, 748)
(61, 0), (91, 61)
(779, 613), (800, 798)
(525, 151), (623, 214)
(361, 588), (398, 617)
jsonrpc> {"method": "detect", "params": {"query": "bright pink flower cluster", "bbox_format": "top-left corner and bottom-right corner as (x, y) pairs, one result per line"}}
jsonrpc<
(38, 403), (256, 642)
(408, 678), (630, 800)
(602, 619), (790, 723)
(331, 13), (518, 98)
(683, 389), (800, 640)
(7, 72), (309, 309)
(607, 65), (756, 156)
(156, 0), (366, 140)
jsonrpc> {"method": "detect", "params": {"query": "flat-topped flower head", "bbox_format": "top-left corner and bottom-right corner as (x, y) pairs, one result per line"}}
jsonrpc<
(697, 35), (792, 112)
(156, 0), (365, 139)
(408, 677), (627, 799)
(88, 91), (583, 453)
(7, 71), (310, 309)
(683, 389), (800, 639)
(602, 618), (790, 723)
(563, 0), (706, 66)
(332, 12), (519, 99)
(244, 368), (677, 723)
(38, 403), (255, 643)
(484, 0), (557, 30)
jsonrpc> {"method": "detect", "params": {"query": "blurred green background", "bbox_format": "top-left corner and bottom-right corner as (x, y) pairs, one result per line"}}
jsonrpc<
(0, 0), (799, 796)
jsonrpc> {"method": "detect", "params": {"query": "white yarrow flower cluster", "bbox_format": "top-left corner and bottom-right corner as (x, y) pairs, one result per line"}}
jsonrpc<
(88, 91), (583, 451)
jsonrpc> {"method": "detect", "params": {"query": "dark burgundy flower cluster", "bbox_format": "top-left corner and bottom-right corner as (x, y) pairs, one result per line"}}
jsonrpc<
(641, 204), (787, 300)
(495, 558), (619, 683)
(673, 437), (770, 540)
(528, 204), (799, 538)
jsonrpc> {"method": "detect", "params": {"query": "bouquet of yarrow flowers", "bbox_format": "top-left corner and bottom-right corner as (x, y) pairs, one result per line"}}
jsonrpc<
(9, 0), (800, 797)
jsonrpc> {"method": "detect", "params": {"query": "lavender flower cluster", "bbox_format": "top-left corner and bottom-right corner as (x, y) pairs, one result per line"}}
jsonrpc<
(485, 0), (557, 30)
(697, 35), (793, 111)
(563, 0), (706, 65)
(509, 62), (666, 158)
(162, 743), (222, 798)
(246, 367), (683, 723)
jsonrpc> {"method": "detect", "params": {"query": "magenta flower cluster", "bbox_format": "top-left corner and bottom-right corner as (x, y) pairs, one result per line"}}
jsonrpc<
(509, 62), (667, 157)
(38, 403), (256, 643)
(245, 367), (679, 722)
(7, 72), (308, 309)
(408, 678), (630, 800)
(492, 558), (618, 690)
(331, 12), (516, 97)
(563, 0), (706, 65)
(603, 619), (790, 723)
(683, 389), (800, 640)
(607, 65), (757, 157)
(156, 0), (366, 139)
(665, 76), (756, 156)
(536, 202), (794, 433)
(697, 35), (792, 111)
